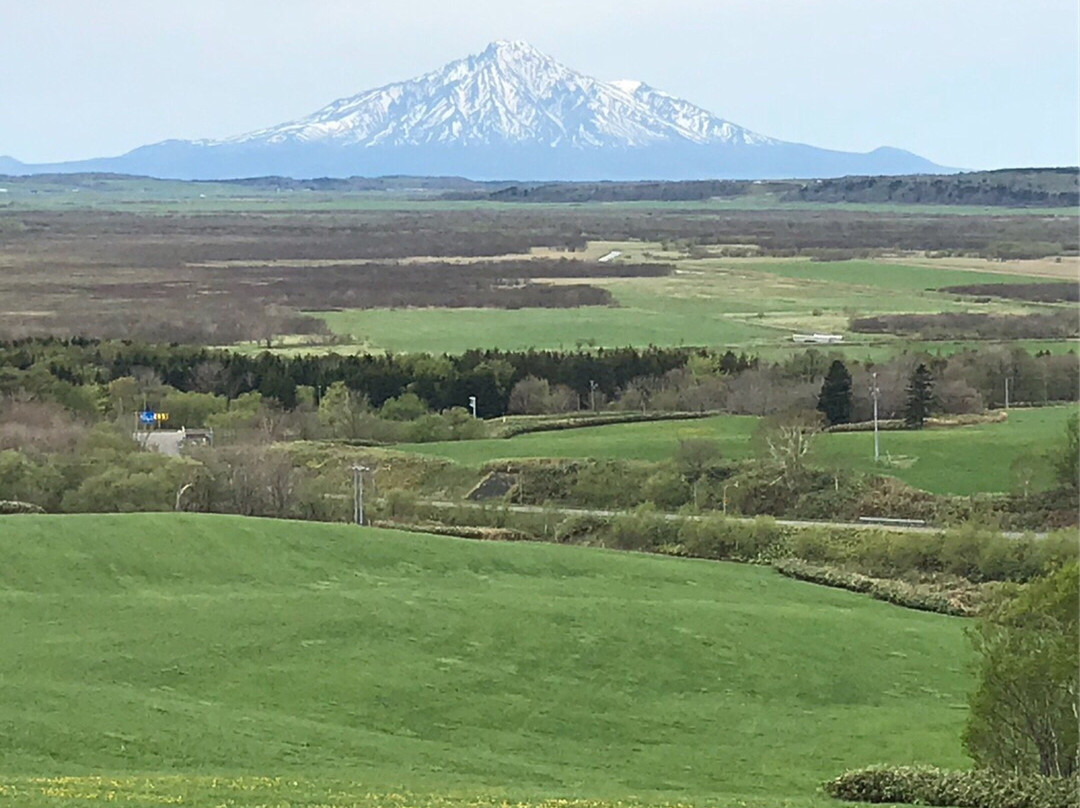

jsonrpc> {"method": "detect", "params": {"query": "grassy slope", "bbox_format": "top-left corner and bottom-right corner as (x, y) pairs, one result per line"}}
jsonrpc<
(0, 513), (970, 807)
(398, 406), (1076, 495)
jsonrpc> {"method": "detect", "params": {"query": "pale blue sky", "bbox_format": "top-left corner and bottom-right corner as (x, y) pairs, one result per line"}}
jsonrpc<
(2, 0), (1077, 168)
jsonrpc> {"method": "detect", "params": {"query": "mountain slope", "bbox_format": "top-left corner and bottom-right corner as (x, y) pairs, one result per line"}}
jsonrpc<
(3, 41), (949, 181)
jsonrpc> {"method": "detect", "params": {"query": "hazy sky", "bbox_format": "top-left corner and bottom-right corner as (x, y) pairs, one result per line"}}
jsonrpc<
(2, 0), (1077, 168)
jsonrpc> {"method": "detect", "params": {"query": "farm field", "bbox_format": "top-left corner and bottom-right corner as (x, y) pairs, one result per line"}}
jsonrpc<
(0, 513), (970, 807)
(3, 204), (1075, 354)
(397, 405), (1076, 495)
(310, 252), (1073, 355)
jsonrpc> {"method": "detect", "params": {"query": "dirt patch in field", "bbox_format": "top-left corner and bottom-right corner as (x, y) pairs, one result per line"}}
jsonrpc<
(880, 254), (1079, 279)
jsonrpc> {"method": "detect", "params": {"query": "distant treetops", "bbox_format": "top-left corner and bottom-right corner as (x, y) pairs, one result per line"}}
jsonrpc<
(817, 359), (935, 430)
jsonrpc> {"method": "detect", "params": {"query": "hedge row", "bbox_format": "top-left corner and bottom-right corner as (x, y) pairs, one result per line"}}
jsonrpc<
(824, 765), (1078, 808)
(824, 411), (1009, 433)
(371, 520), (535, 543)
(492, 410), (719, 438)
(773, 559), (982, 616)
(0, 500), (45, 515)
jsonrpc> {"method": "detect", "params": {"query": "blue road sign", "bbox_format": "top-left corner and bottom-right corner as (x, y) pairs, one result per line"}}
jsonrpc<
(138, 411), (156, 424)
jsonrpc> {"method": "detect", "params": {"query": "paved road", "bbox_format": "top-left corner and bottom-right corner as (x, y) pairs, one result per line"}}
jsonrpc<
(417, 500), (1044, 539)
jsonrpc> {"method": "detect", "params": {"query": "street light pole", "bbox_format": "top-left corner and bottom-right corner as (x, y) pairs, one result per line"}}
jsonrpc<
(350, 464), (371, 526)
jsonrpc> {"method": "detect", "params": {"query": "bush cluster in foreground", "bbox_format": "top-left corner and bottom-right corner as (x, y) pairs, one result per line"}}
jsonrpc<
(824, 766), (1078, 808)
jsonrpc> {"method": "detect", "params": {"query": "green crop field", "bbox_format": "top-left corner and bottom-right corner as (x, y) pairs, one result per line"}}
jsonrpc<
(318, 305), (784, 355)
(399, 415), (761, 466)
(813, 405), (1074, 495)
(398, 405), (1077, 495)
(306, 255), (1066, 355)
(0, 513), (970, 807)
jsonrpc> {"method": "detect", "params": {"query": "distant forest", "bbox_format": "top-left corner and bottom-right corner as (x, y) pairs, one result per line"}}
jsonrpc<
(457, 168), (1080, 207)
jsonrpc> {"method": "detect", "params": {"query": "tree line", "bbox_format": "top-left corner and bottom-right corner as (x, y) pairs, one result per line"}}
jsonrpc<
(1, 338), (1075, 422)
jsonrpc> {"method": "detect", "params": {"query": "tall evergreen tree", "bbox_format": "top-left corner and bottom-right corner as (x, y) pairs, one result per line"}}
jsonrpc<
(816, 359), (853, 426)
(904, 363), (934, 428)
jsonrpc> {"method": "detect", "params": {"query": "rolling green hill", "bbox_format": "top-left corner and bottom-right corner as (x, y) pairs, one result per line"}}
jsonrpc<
(0, 513), (970, 807)
(397, 406), (1074, 495)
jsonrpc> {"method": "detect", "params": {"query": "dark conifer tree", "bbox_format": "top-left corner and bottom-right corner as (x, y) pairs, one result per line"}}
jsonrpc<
(816, 359), (853, 426)
(904, 363), (934, 428)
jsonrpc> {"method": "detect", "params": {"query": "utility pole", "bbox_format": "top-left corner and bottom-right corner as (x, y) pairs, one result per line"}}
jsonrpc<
(1004, 376), (1010, 410)
(350, 464), (371, 526)
(589, 379), (598, 412)
(870, 371), (880, 463)
(468, 396), (477, 418)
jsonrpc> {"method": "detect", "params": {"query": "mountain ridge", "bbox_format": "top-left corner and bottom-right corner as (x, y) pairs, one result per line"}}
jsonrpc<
(2, 40), (950, 181)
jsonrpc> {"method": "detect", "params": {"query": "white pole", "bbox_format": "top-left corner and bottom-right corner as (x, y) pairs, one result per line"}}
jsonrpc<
(1004, 377), (1010, 410)
(468, 396), (477, 418)
(350, 464), (370, 525)
(871, 372), (880, 463)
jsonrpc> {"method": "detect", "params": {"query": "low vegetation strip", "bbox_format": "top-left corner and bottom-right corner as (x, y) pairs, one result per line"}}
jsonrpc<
(492, 410), (721, 438)
(824, 766), (1078, 808)
(849, 311), (1078, 340)
(0, 777), (706, 808)
(939, 281), (1079, 303)
(823, 411), (1009, 433)
(772, 559), (986, 617)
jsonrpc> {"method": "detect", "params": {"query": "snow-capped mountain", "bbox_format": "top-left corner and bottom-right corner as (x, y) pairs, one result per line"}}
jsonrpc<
(217, 40), (774, 151)
(0, 41), (947, 180)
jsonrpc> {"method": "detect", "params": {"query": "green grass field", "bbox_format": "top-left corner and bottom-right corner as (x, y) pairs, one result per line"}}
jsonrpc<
(319, 306), (783, 354)
(306, 255), (1068, 355)
(398, 406), (1076, 495)
(0, 513), (970, 807)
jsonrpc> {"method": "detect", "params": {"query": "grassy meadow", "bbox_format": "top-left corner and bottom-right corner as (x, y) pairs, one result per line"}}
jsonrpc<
(398, 405), (1076, 495)
(304, 247), (1074, 355)
(0, 513), (971, 807)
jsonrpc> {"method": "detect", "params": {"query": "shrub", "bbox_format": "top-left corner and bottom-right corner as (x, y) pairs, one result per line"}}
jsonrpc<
(553, 513), (610, 545)
(856, 477), (939, 522)
(642, 466), (692, 509)
(677, 515), (742, 560)
(743, 516), (785, 560)
(571, 461), (651, 508)
(381, 488), (419, 520)
(675, 514), (785, 562)
(824, 765), (1078, 808)
(605, 506), (678, 552)
(506, 460), (581, 505)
